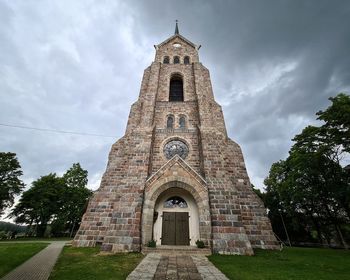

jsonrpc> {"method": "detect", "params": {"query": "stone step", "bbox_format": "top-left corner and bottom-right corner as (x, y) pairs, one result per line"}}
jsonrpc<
(142, 245), (212, 256)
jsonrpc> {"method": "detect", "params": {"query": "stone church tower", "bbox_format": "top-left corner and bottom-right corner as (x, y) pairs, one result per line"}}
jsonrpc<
(73, 24), (278, 255)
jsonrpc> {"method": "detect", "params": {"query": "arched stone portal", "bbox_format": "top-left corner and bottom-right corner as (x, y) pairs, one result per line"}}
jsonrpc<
(142, 168), (211, 248)
(153, 187), (200, 246)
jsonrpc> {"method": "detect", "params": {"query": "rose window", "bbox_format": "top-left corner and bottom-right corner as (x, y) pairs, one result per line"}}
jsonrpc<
(163, 140), (189, 160)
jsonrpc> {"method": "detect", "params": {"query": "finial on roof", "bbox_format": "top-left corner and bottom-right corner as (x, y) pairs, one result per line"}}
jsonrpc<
(175, 20), (179, 35)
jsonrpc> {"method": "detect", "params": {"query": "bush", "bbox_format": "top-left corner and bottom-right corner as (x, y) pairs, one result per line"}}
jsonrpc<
(196, 240), (205, 248)
(147, 240), (156, 248)
(0, 231), (7, 240)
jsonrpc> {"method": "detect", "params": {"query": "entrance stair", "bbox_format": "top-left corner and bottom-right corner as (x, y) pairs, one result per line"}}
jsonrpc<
(142, 245), (211, 255)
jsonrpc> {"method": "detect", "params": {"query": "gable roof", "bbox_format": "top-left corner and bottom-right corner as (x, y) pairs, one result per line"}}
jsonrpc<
(156, 34), (198, 49)
(146, 154), (207, 187)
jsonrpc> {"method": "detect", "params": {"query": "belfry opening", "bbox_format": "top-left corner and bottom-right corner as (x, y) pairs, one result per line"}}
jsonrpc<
(169, 74), (184, 102)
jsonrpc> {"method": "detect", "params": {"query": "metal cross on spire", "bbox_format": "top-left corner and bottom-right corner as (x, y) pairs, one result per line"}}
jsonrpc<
(175, 20), (179, 35)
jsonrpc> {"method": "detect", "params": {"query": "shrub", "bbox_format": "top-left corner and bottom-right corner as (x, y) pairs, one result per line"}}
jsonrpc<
(147, 240), (156, 247)
(0, 231), (7, 240)
(196, 240), (205, 248)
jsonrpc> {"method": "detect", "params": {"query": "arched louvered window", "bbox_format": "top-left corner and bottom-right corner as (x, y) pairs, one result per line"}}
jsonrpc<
(163, 56), (169, 64)
(179, 115), (186, 128)
(184, 56), (190, 64)
(174, 56), (180, 64)
(167, 115), (174, 129)
(169, 75), (184, 102)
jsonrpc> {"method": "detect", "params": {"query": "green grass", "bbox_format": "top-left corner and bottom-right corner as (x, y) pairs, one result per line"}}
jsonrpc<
(0, 243), (49, 277)
(0, 237), (73, 242)
(209, 247), (350, 280)
(49, 246), (144, 280)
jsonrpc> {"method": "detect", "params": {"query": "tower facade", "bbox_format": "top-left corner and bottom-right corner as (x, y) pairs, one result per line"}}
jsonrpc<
(73, 26), (278, 255)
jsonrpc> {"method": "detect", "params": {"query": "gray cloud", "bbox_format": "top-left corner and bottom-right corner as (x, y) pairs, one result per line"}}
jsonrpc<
(1, 0), (350, 214)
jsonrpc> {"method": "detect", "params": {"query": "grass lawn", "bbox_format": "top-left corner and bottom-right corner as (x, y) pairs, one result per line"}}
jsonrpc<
(209, 247), (350, 280)
(0, 237), (73, 242)
(0, 242), (49, 277)
(49, 246), (144, 280)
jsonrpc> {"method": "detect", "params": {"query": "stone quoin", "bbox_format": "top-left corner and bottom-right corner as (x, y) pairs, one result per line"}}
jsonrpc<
(73, 22), (279, 255)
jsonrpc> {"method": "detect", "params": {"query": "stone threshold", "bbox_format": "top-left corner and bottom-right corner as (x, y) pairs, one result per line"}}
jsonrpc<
(142, 245), (212, 255)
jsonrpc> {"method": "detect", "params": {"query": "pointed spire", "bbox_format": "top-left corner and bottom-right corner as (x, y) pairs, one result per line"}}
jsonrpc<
(175, 20), (179, 35)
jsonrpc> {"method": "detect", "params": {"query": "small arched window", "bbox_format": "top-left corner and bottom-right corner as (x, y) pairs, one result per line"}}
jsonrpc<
(179, 115), (186, 128)
(163, 56), (169, 64)
(169, 75), (184, 102)
(184, 56), (190, 64)
(164, 196), (188, 208)
(174, 56), (180, 64)
(167, 115), (174, 129)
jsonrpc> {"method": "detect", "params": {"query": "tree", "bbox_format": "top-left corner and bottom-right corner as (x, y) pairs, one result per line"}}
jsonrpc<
(10, 173), (65, 237)
(289, 142), (348, 248)
(264, 93), (350, 248)
(317, 93), (350, 153)
(55, 163), (92, 237)
(10, 163), (92, 236)
(63, 163), (88, 189)
(10, 163), (92, 237)
(0, 152), (25, 215)
(263, 160), (309, 245)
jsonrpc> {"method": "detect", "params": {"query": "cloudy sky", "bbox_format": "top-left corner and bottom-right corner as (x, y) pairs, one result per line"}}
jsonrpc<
(1, 0), (350, 205)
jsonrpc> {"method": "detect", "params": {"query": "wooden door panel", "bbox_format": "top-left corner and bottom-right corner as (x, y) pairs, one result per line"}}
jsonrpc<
(161, 212), (175, 245)
(175, 212), (189, 245)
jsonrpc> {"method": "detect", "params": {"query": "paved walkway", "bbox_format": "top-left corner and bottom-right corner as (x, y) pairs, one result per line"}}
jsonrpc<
(1, 241), (66, 280)
(192, 255), (229, 280)
(127, 253), (229, 280)
(127, 253), (162, 280)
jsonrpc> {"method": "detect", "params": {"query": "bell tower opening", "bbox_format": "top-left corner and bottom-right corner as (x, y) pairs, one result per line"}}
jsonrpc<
(169, 74), (184, 102)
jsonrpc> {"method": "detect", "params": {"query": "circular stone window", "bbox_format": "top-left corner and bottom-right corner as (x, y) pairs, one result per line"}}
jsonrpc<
(163, 140), (189, 160)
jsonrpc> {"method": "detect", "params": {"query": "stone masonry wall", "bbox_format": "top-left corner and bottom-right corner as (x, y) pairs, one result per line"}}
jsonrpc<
(192, 61), (279, 253)
(225, 139), (278, 249)
(157, 64), (196, 102)
(73, 129), (153, 252)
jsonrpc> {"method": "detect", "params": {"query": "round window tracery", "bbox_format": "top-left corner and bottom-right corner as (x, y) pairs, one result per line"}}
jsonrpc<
(163, 140), (189, 160)
(164, 196), (188, 208)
